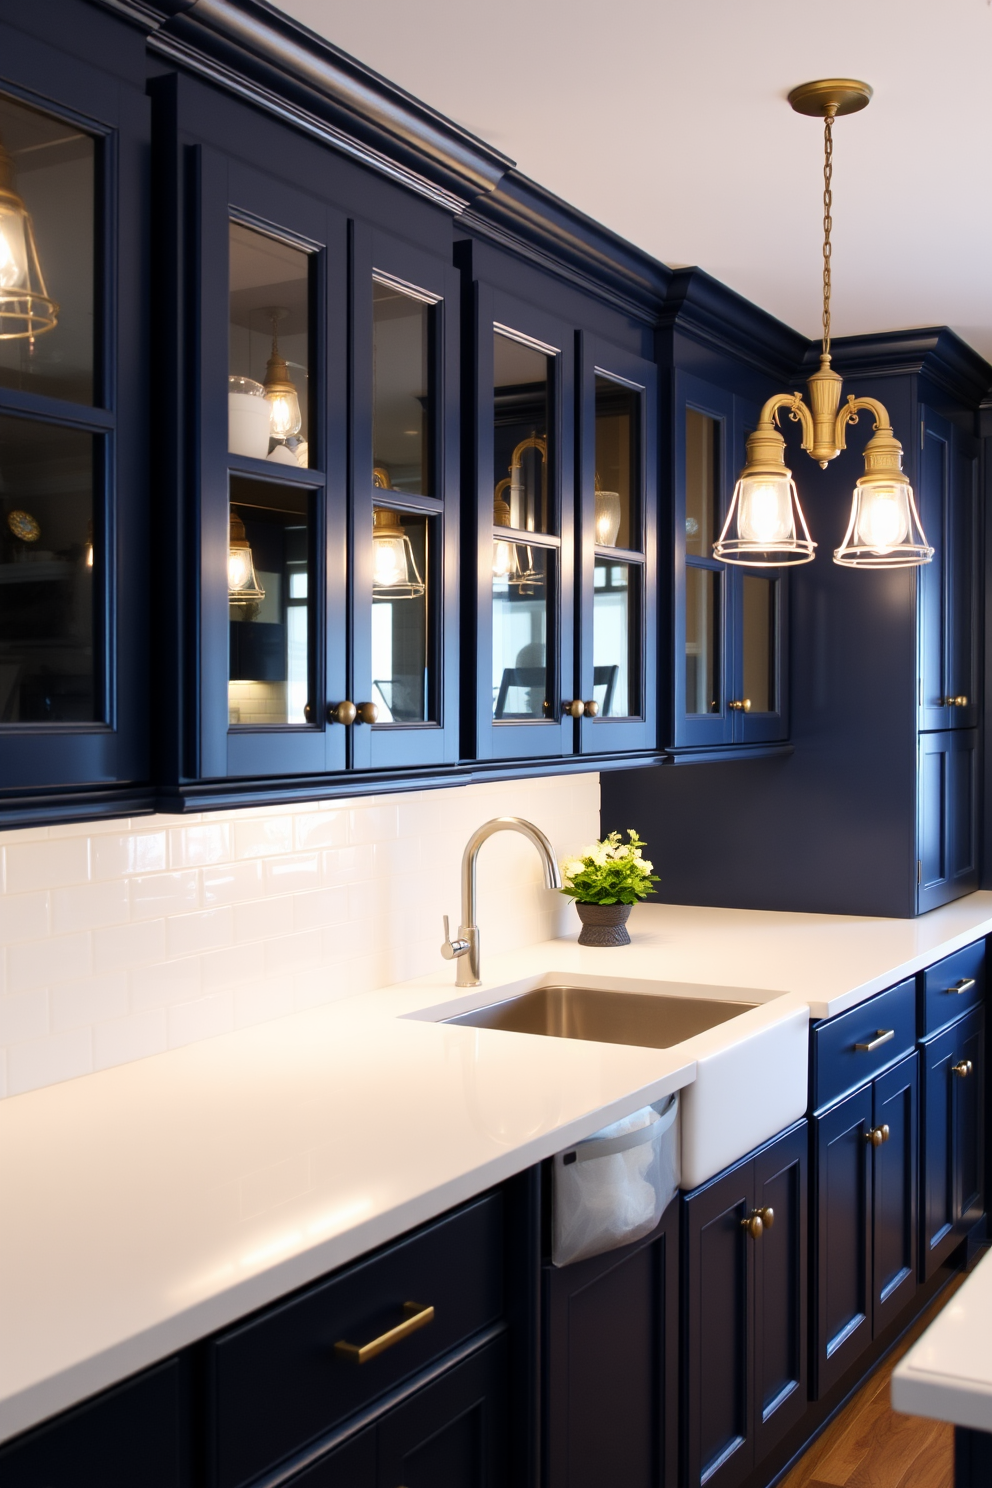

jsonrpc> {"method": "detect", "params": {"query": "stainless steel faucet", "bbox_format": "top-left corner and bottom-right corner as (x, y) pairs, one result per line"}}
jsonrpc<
(441, 817), (562, 987)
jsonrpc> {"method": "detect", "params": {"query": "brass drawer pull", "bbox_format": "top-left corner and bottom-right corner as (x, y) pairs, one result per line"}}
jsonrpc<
(867, 1124), (890, 1147)
(741, 1206), (774, 1239)
(948, 978), (977, 995)
(334, 1301), (435, 1365)
(941, 695), (969, 707)
(855, 1028), (895, 1052)
(952, 1060), (974, 1079)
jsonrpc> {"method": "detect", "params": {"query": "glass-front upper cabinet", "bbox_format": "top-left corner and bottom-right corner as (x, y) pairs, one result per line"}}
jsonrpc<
(575, 336), (657, 754)
(918, 406), (980, 733)
(469, 281), (574, 762)
(672, 372), (787, 754)
(0, 18), (149, 813)
(349, 228), (459, 771)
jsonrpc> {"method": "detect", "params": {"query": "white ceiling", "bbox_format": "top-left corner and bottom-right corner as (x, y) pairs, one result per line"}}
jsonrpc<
(275, 0), (992, 367)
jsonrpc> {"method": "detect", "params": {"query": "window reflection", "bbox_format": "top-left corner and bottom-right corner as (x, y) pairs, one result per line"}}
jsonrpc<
(493, 546), (553, 720)
(229, 223), (310, 467)
(373, 280), (430, 495)
(494, 332), (552, 535)
(594, 376), (638, 549)
(742, 574), (775, 713)
(371, 508), (432, 724)
(685, 566), (719, 715)
(228, 477), (311, 726)
(593, 559), (639, 717)
(0, 94), (94, 404)
(685, 409), (718, 557)
(0, 415), (95, 721)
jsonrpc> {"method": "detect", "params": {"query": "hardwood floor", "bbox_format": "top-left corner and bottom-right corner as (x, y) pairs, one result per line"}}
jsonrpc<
(779, 1276), (965, 1488)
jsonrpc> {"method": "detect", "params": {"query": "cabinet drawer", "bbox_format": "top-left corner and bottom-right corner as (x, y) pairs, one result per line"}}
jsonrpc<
(208, 1191), (504, 1488)
(811, 980), (916, 1112)
(921, 940), (985, 1036)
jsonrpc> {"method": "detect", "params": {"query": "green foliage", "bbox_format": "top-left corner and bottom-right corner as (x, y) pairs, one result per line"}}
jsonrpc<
(559, 829), (660, 906)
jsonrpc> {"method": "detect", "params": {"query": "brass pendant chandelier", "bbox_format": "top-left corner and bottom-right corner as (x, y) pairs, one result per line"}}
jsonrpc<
(714, 79), (932, 571)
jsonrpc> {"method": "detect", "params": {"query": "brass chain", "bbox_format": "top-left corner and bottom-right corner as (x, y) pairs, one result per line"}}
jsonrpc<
(822, 107), (835, 357)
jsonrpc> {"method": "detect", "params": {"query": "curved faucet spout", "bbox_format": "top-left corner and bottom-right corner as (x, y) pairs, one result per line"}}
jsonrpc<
(444, 816), (562, 987)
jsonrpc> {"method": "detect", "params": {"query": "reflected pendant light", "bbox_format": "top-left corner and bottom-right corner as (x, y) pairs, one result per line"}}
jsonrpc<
(491, 479), (542, 591)
(372, 507), (425, 599)
(228, 511), (265, 603)
(593, 475), (622, 547)
(713, 79), (931, 571)
(0, 136), (58, 341)
(262, 310), (302, 442)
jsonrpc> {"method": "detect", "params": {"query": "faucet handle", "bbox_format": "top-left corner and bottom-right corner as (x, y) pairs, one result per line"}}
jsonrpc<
(441, 915), (471, 962)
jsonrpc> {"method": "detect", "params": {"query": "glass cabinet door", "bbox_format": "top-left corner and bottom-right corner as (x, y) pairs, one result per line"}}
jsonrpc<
(470, 282), (574, 762)
(673, 373), (787, 753)
(192, 141), (347, 783)
(349, 228), (459, 770)
(576, 337), (657, 754)
(0, 42), (149, 805)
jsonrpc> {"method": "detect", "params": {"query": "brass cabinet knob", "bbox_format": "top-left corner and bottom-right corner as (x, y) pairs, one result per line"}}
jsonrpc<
(728, 698), (752, 712)
(582, 700), (600, 718)
(741, 1207), (773, 1239)
(355, 702), (379, 725)
(563, 700), (585, 718)
(328, 700), (357, 726)
(867, 1124), (890, 1147)
(942, 695), (969, 707)
(303, 701), (314, 722)
(952, 1060), (974, 1078)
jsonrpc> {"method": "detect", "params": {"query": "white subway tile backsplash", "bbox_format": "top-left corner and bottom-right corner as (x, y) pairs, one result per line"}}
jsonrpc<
(0, 773), (600, 1098)
(8, 1027), (92, 1096)
(5, 837), (90, 895)
(93, 1008), (167, 1071)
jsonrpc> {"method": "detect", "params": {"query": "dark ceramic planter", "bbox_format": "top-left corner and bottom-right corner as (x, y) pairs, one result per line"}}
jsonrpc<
(575, 901), (632, 947)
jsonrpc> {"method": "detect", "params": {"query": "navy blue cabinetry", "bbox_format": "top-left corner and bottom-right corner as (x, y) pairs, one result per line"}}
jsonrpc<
(682, 1121), (807, 1488)
(543, 1200), (679, 1488)
(810, 978), (920, 1397)
(0, 4), (151, 823)
(0, 1358), (187, 1487)
(918, 408), (980, 733)
(918, 728), (979, 912)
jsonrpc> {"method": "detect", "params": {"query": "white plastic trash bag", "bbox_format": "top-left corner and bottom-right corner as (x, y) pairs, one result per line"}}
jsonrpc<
(552, 1092), (680, 1267)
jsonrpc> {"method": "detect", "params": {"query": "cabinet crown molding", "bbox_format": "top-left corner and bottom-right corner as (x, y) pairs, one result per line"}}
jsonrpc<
(799, 327), (992, 409)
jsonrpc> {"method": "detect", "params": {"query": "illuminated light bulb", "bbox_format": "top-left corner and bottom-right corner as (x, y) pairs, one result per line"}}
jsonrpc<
(854, 482), (911, 553)
(0, 221), (23, 289)
(594, 488), (622, 547)
(372, 508), (425, 598)
(228, 511), (265, 602)
(84, 519), (93, 569)
(0, 140), (57, 339)
(228, 546), (251, 590)
(262, 313), (303, 442)
(737, 476), (796, 546)
(373, 534), (407, 588)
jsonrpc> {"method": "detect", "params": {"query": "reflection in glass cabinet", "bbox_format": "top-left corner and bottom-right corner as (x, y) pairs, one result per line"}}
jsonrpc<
(0, 415), (95, 721)
(371, 506), (431, 723)
(685, 408), (722, 715)
(685, 566), (719, 716)
(593, 559), (639, 717)
(228, 222), (310, 466)
(372, 279), (431, 495)
(742, 575), (775, 714)
(594, 375), (638, 550)
(494, 332), (552, 535)
(493, 547), (553, 720)
(0, 93), (94, 404)
(228, 477), (311, 726)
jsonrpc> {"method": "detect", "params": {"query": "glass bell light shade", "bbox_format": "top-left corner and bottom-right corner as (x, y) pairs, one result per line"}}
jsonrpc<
(492, 537), (517, 580)
(834, 478), (933, 568)
(372, 507), (425, 599)
(228, 376), (272, 459)
(228, 511), (265, 603)
(0, 141), (58, 341)
(714, 470), (816, 566)
(594, 487), (622, 547)
(262, 336), (302, 442)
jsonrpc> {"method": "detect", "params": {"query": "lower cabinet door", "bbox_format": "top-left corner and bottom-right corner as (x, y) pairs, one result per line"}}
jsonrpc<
(812, 1086), (873, 1399)
(683, 1163), (753, 1488)
(872, 1054), (918, 1334)
(289, 1428), (376, 1486)
(752, 1123), (807, 1465)
(543, 1202), (679, 1488)
(918, 729), (979, 913)
(921, 1009), (985, 1278)
(376, 1336), (508, 1488)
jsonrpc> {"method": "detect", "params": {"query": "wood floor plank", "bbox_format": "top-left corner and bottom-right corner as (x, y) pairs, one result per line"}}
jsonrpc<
(778, 1276), (966, 1488)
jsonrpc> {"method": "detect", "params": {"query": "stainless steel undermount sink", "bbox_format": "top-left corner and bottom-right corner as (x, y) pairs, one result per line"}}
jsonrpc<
(444, 983), (758, 1050)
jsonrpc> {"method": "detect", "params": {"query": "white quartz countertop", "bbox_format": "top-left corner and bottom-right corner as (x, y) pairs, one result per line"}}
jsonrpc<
(3, 890), (992, 1446)
(892, 1249), (992, 1430)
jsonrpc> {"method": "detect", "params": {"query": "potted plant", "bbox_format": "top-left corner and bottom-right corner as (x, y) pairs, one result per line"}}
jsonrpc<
(559, 830), (660, 946)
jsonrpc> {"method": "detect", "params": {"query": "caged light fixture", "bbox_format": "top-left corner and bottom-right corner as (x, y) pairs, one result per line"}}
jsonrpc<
(714, 79), (932, 571)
